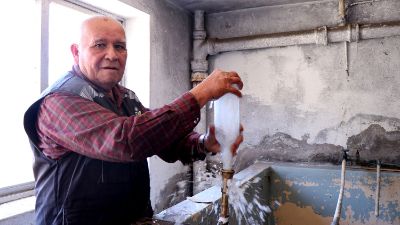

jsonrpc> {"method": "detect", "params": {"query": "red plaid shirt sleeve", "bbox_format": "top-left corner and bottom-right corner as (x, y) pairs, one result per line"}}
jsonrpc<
(37, 91), (206, 163)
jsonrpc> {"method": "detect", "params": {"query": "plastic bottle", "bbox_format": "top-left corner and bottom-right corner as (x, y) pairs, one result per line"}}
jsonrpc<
(214, 85), (240, 170)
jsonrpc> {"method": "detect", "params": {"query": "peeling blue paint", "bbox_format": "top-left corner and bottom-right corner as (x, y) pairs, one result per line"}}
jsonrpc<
(156, 162), (400, 224)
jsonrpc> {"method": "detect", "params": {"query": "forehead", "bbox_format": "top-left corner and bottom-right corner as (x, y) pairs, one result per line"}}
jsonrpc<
(83, 18), (126, 42)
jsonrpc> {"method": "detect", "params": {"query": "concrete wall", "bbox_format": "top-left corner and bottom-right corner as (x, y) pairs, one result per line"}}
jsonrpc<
(121, 0), (193, 213)
(203, 0), (400, 172)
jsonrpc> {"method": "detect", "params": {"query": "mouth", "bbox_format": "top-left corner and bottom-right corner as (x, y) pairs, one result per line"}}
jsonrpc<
(101, 66), (119, 70)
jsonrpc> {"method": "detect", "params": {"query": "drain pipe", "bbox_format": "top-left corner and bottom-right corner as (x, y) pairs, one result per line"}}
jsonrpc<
(375, 160), (381, 217)
(191, 10), (209, 86)
(338, 0), (347, 26)
(190, 20), (400, 64)
(189, 10), (208, 197)
(331, 149), (348, 225)
(207, 22), (400, 55)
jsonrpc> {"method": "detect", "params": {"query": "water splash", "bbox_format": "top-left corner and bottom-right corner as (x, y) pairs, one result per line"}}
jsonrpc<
(227, 177), (271, 225)
(193, 168), (271, 225)
(194, 163), (221, 192)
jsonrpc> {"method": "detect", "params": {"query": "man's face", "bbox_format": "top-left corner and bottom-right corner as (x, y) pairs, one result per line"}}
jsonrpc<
(74, 18), (127, 91)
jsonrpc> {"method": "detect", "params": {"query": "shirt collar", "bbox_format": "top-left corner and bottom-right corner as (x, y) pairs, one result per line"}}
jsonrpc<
(71, 65), (126, 105)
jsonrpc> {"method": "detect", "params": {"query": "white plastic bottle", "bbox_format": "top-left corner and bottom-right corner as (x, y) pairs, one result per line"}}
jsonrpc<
(214, 85), (240, 170)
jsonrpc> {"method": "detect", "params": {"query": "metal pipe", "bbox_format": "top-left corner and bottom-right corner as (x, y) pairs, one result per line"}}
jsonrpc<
(191, 10), (208, 83)
(375, 160), (381, 217)
(344, 40), (349, 77)
(218, 169), (234, 225)
(190, 10), (208, 198)
(191, 10), (208, 133)
(338, 0), (346, 25)
(209, 29), (316, 55)
(206, 21), (400, 55)
(331, 150), (348, 225)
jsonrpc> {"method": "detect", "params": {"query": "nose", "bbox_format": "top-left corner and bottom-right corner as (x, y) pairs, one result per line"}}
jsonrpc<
(105, 46), (118, 61)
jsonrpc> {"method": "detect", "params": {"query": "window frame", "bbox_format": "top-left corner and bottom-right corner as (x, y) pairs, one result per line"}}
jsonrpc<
(40, 0), (126, 92)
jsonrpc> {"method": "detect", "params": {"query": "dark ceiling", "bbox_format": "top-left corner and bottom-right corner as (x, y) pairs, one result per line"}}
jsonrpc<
(167, 0), (320, 13)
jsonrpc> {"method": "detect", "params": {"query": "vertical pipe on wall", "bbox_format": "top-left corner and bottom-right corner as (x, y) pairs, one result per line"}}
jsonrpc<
(344, 40), (350, 77)
(190, 10), (209, 196)
(375, 160), (381, 217)
(191, 10), (208, 134)
(191, 10), (208, 87)
(331, 150), (347, 225)
(338, 0), (346, 25)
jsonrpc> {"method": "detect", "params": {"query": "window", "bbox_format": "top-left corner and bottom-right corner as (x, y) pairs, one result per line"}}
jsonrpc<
(0, 0), (39, 189)
(48, 1), (95, 84)
(0, 0), (149, 220)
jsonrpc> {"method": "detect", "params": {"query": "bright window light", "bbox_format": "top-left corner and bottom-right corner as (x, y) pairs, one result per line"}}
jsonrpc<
(0, 0), (39, 188)
(48, 1), (94, 84)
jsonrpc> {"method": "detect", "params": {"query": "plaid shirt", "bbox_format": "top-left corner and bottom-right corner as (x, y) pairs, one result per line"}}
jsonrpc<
(37, 85), (206, 164)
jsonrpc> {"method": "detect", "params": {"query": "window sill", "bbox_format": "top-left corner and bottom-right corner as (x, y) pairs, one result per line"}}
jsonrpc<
(0, 196), (35, 221)
(0, 182), (35, 221)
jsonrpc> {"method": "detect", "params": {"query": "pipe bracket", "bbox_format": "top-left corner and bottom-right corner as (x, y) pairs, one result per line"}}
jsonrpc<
(191, 72), (208, 82)
(193, 30), (207, 40)
(315, 26), (328, 45)
(350, 24), (360, 42)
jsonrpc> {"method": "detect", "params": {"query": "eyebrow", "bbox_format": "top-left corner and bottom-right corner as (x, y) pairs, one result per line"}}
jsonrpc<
(92, 39), (126, 45)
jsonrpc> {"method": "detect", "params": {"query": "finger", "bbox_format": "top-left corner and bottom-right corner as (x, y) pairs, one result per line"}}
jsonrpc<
(230, 77), (244, 90)
(236, 134), (244, 146)
(228, 86), (242, 97)
(209, 125), (216, 138)
(231, 144), (238, 156)
(228, 71), (240, 79)
(230, 134), (244, 156)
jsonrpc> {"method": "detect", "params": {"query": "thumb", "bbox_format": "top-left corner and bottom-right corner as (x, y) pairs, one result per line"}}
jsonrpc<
(208, 125), (216, 138)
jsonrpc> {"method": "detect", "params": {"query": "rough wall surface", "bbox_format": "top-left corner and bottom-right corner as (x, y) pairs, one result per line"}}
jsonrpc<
(209, 36), (400, 169)
(206, 1), (400, 170)
(121, 0), (193, 213)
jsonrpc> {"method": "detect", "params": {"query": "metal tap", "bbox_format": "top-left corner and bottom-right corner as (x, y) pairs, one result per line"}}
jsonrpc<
(219, 169), (234, 224)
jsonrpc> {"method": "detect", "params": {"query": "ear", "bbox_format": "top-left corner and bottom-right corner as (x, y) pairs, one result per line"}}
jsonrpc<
(70, 44), (79, 65)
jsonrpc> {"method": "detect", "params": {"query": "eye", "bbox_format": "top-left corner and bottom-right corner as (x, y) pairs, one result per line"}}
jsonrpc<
(94, 43), (106, 49)
(114, 44), (126, 51)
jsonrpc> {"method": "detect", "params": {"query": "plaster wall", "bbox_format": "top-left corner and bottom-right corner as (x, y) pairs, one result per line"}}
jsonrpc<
(121, 0), (193, 213)
(210, 37), (400, 146)
(204, 0), (400, 171)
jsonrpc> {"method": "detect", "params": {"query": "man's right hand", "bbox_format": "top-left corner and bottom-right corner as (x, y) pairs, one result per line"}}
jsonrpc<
(189, 69), (243, 108)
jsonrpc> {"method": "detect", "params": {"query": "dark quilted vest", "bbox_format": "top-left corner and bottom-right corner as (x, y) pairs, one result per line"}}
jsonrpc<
(24, 72), (152, 225)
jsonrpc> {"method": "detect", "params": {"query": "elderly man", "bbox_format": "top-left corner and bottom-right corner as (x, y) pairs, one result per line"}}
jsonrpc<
(24, 16), (243, 225)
